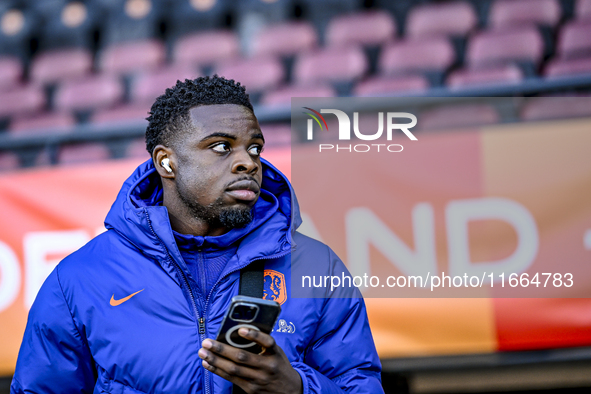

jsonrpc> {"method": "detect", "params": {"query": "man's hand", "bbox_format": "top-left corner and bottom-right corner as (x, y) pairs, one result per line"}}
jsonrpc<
(198, 328), (303, 394)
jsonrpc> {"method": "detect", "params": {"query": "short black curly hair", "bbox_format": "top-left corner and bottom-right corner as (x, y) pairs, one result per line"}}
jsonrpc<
(145, 75), (253, 155)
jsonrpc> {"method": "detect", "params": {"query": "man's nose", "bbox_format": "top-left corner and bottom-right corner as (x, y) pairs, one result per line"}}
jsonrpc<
(231, 149), (259, 174)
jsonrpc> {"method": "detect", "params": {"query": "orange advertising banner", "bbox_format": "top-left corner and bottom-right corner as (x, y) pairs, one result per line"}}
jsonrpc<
(291, 117), (591, 357)
(0, 119), (590, 374)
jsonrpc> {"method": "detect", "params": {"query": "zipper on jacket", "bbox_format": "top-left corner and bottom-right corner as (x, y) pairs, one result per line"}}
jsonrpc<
(145, 208), (292, 394)
(199, 317), (206, 334)
(143, 210), (211, 394)
(199, 250), (291, 394)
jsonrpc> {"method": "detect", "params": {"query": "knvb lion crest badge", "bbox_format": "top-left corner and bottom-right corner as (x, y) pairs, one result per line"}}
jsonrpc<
(263, 270), (287, 305)
(273, 319), (296, 334)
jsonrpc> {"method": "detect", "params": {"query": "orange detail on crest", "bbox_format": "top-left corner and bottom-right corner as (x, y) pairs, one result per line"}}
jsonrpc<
(263, 270), (287, 305)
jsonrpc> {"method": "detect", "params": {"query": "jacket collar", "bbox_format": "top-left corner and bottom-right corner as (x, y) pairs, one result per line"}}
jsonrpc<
(104, 158), (300, 281)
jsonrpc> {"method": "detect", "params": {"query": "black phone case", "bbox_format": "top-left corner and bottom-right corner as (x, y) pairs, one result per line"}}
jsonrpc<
(215, 296), (281, 354)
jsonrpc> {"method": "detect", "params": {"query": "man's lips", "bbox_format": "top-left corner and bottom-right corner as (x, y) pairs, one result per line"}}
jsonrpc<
(225, 180), (260, 202)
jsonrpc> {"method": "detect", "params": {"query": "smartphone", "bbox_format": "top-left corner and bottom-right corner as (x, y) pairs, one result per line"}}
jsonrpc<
(215, 296), (281, 354)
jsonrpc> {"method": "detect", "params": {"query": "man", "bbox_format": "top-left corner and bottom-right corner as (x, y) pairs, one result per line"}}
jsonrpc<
(12, 76), (383, 393)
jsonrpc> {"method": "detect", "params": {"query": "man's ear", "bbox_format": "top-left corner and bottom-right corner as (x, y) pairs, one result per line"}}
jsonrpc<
(153, 145), (175, 179)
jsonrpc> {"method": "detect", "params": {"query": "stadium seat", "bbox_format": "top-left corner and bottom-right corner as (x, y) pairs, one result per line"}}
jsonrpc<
(38, 1), (100, 50)
(488, 0), (561, 28)
(300, 0), (359, 25)
(58, 142), (111, 165)
(173, 30), (239, 67)
(418, 104), (499, 130)
(54, 74), (124, 111)
(100, 39), (166, 75)
(167, 0), (229, 38)
(0, 7), (38, 60)
(235, 0), (294, 23)
(353, 75), (429, 96)
(91, 104), (150, 125)
(520, 96), (591, 120)
(325, 11), (396, 47)
(125, 137), (150, 159)
(9, 112), (75, 135)
(259, 123), (291, 147)
(252, 22), (317, 57)
(216, 56), (285, 93)
(544, 57), (591, 77)
(466, 26), (544, 68)
(447, 64), (524, 88)
(0, 56), (22, 90)
(100, 0), (163, 45)
(406, 1), (477, 38)
(293, 46), (368, 84)
(30, 49), (93, 84)
(577, 0), (591, 19)
(131, 65), (199, 104)
(556, 21), (591, 59)
(25, 0), (69, 15)
(379, 37), (455, 75)
(0, 85), (45, 117)
(0, 151), (20, 172)
(261, 84), (336, 106)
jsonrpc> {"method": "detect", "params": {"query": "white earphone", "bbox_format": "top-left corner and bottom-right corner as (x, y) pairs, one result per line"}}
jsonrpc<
(161, 158), (173, 173)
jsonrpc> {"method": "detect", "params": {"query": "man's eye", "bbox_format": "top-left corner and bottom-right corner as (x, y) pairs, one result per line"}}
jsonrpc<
(248, 145), (263, 156)
(211, 142), (230, 153)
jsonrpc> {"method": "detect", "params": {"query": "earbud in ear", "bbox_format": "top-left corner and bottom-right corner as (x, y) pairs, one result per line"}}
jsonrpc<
(161, 158), (173, 173)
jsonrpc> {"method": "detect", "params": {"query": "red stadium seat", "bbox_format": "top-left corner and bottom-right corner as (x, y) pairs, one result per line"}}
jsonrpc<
(0, 56), (22, 91)
(0, 85), (45, 117)
(261, 84), (336, 106)
(489, 0), (561, 28)
(406, 1), (477, 38)
(126, 138), (150, 159)
(447, 64), (524, 88)
(466, 26), (544, 67)
(9, 112), (75, 135)
(58, 142), (111, 165)
(325, 11), (396, 47)
(577, 0), (591, 19)
(259, 124), (291, 147)
(0, 151), (20, 172)
(418, 104), (499, 130)
(544, 57), (591, 77)
(379, 37), (455, 75)
(131, 65), (199, 104)
(353, 75), (428, 95)
(174, 30), (239, 67)
(252, 22), (317, 57)
(216, 56), (285, 93)
(520, 96), (591, 120)
(55, 75), (124, 111)
(556, 21), (591, 59)
(30, 49), (93, 84)
(293, 46), (368, 84)
(91, 104), (150, 125)
(100, 39), (166, 75)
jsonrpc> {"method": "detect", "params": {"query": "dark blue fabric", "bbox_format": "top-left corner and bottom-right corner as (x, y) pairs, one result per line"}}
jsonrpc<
(12, 158), (383, 394)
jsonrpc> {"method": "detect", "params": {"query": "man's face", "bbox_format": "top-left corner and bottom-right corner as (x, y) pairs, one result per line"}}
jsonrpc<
(171, 104), (264, 229)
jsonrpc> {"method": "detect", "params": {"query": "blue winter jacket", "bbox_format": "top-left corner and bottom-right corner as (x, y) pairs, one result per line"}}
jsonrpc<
(12, 158), (383, 394)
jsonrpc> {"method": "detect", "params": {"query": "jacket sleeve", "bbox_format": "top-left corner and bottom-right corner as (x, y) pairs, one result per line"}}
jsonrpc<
(291, 247), (384, 394)
(11, 267), (96, 393)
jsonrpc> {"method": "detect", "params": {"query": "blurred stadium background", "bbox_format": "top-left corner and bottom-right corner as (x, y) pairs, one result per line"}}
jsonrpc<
(0, 0), (591, 392)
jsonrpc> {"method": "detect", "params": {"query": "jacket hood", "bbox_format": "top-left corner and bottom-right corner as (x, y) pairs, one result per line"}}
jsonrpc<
(104, 158), (301, 279)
